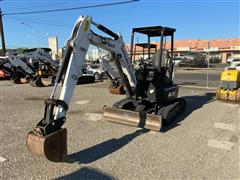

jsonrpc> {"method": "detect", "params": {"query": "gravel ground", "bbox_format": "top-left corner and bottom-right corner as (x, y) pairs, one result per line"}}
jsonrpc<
(174, 69), (220, 88)
(0, 80), (239, 180)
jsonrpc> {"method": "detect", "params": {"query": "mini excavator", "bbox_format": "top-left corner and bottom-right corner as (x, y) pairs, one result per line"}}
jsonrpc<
(2, 48), (59, 86)
(26, 15), (185, 162)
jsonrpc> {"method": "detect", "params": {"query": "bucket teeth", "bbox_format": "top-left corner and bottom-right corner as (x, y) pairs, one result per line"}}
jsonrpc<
(26, 128), (67, 162)
(102, 107), (162, 131)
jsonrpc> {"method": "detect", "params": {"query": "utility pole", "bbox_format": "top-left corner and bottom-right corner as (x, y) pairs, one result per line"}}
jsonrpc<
(0, 6), (6, 55)
(206, 41), (210, 88)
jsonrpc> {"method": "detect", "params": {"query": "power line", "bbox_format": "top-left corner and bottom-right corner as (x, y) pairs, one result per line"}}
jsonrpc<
(4, 1), (76, 12)
(4, 16), (71, 28)
(3, 0), (139, 16)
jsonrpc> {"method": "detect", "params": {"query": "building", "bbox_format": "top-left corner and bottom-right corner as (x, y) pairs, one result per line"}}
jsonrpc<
(126, 38), (240, 63)
(48, 36), (58, 60)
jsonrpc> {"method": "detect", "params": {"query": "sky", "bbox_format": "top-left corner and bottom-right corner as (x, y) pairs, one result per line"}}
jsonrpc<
(1, 0), (239, 49)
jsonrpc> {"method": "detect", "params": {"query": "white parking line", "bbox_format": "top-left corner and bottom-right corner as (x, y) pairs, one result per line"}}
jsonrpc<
(223, 103), (240, 108)
(208, 139), (234, 151)
(238, 107), (240, 131)
(149, 130), (158, 135)
(75, 100), (90, 105)
(0, 156), (7, 163)
(214, 123), (236, 131)
(84, 113), (102, 121)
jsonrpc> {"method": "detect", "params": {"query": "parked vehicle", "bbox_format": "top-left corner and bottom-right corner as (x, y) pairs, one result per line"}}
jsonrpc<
(173, 56), (184, 66)
(85, 64), (105, 80)
(231, 58), (240, 66)
(236, 64), (240, 70)
(0, 68), (11, 79)
(0, 56), (13, 79)
(178, 52), (207, 68)
(226, 58), (233, 63)
(227, 62), (240, 70)
(0, 69), (6, 78)
(209, 56), (221, 64)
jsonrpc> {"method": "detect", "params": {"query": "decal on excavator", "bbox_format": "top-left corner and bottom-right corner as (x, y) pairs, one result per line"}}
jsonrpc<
(83, 20), (90, 32)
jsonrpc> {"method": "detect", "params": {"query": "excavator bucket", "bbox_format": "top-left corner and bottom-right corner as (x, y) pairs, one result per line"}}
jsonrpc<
(102, 107), (162, 131)
(109, 84), (125, 95)
(29, 77), (45, 87)
(10, 77), (30, 84)
(26, 128), (67, 162)
(23, 77), (31, 83)
(10, 76), (21, 84)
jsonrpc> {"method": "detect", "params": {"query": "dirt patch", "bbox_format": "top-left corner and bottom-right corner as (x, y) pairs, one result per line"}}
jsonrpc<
(229, 135), (239, 143)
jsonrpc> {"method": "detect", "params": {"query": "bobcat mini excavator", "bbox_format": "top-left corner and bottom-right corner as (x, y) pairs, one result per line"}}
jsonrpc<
(26, 15), (185, 162)
(10, 48), (60, 87)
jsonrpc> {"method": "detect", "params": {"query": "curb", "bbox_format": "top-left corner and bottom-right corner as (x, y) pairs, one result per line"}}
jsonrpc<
(175, 67), (224, 71)
(178, 85), (217, 91)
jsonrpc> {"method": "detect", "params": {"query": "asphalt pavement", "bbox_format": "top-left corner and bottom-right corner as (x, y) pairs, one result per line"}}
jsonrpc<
(174, 69), (221, 88)
(0, 80), (239, 179)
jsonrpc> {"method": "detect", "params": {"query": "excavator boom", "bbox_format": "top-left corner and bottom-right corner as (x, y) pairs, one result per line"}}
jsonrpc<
(27, 15), (138, 162)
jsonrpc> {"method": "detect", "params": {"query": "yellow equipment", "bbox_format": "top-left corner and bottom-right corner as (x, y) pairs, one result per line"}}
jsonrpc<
(216, 67), (240, 102)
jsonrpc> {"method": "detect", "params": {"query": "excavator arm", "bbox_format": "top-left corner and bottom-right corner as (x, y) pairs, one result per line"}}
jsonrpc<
(99, 54), (117, 80)
(7, 53), (35, 75)
(4, 49), (60, 86)
(99, 54), (126, 94)
(22, 48), (59, 71)
(20, 48), (60, 87)
(53, 16), (136, 120)
(27, 15), (137, 162)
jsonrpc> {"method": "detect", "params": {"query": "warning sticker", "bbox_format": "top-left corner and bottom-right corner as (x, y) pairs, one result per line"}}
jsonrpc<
(83, 20), (90, 32)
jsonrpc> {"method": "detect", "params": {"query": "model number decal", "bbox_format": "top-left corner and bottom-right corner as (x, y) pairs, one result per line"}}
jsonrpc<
(83, 20), (90, 32)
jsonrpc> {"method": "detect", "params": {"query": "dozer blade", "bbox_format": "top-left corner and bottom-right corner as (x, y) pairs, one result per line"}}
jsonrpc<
(26, 128), (67, 162)
(102, 107), (162, 131)
(29, 77), (45, 87)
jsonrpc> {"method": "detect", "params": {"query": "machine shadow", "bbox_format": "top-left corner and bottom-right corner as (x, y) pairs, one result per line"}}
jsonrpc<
(161, 92), (216, 132)
(176, 82), (197, 85)
(67, 93), (215, 164)
(68, 129), (149, 164)
(55, 167), (115, 180)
